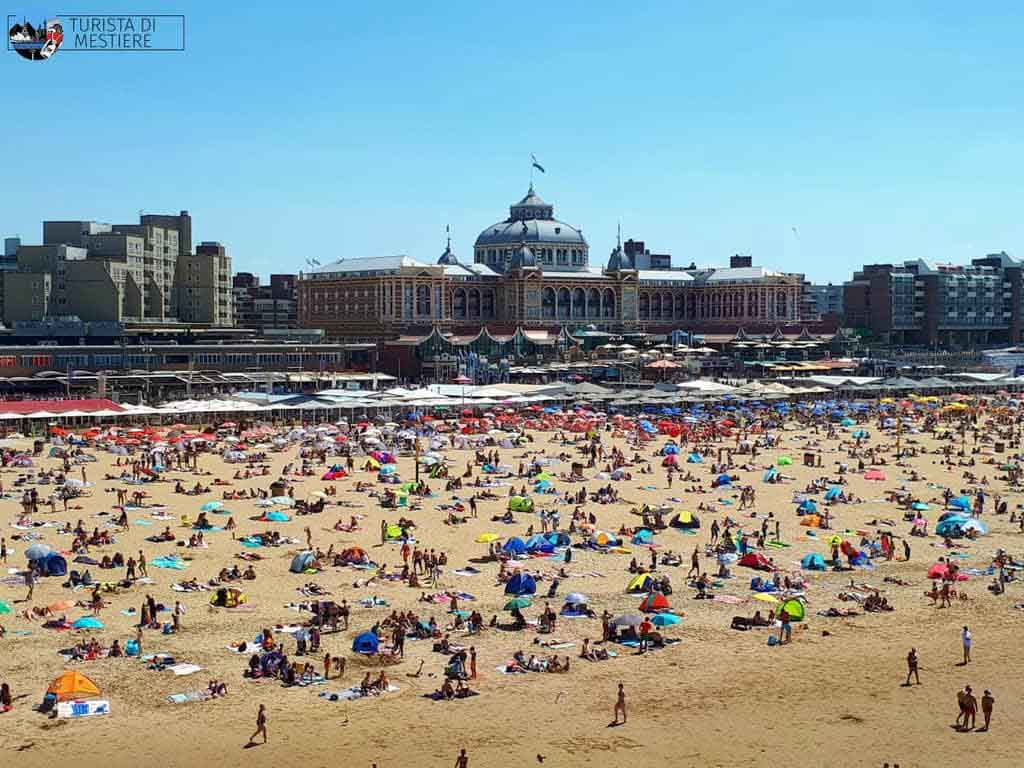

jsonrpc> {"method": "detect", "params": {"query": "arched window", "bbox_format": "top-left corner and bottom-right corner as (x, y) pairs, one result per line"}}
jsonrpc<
(651, 293), (662, 320)
(711, 292), (721, 318)
(572, 287), (586, 318)
(468, 289), (480, 318)
(482, 290), (495, 318)
(556, 287), (571, 319)
(639, 293), (650, 320)
(453, 289), (467, 319)
(777, 290), (787, 318)
(603, 288), (615, 318)
(416, 284), (431, 316)
(699, 293), (707, 318)
(588, 288), (601, 318)
(747, 292), (756, 317)
(542, 287), (556, 318)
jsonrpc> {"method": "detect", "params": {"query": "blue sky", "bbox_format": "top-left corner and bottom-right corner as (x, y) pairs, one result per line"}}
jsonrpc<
(3, 1), (1023, 282)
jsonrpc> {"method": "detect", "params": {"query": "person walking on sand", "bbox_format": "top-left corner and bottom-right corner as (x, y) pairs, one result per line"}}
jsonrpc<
(454, 748), (469, 768)
(249, 703), (268, 745)
(905, 648), (920, 685)
(24, 568), (34, 602)
(963, 686), (978, 730)
(981, 689), (994, 731)
(961, 625), (972, 665)
(613, 683), (626, 725)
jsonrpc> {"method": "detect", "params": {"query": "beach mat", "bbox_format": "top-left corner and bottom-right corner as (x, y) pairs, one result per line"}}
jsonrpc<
(319, 684), (399, 701)
(167, 690), (212, 704)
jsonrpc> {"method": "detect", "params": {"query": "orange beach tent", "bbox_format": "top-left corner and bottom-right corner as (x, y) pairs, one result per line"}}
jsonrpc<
(48, 670), (101, 701)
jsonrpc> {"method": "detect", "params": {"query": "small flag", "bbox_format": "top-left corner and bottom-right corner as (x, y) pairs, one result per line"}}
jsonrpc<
(531, 154), (545, 173)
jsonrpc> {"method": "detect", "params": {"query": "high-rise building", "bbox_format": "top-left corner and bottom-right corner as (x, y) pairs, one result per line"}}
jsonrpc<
(176, 242), (233, 325)
(806, 283), (844, 320)
(232, 271), (298, 331)
(2, 211), (232, 327)
(843, 253), (1022, 348)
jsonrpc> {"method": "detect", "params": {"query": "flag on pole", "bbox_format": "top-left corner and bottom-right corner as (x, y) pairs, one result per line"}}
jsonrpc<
(531, 154), (545, 173)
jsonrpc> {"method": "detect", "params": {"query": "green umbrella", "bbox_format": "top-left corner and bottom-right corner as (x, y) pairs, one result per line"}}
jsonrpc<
(651, 612), (681, 626)
(504, 597), (532, 611)
(0, 601), (12, 614)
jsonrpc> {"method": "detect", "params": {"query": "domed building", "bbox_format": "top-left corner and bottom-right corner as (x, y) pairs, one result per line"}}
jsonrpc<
(474, 185), (589, 272)
(299, 183), (818, 371)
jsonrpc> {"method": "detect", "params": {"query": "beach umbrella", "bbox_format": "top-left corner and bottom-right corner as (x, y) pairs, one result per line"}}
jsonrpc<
(911, 502), (929, 511)
(25, 543), (51, 561)
(72, 616), (104, 630)
(564, 592), (589, 605)
(200, 501), (223, 512)
(265, 511), (290, 522)
(610, 613), (644, 627)
(475, 533), (499, 544)
(0, 601), (11, 614)
(504, 597), (533, 611)
(651, 613), (681, 626)
(753, 593), (779, 603)
(777, 455), (793, 466)
(270, 496), (296, 506)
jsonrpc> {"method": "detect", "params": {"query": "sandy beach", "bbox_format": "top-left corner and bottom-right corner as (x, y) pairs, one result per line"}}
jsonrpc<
(1, 408), (1023, 768)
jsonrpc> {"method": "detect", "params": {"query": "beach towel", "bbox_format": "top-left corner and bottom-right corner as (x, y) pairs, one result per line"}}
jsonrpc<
(424, 690), (480, 701)
(319, 684), (399, 701)
(713, 594), (745, 604)
(292, 674), (327, 687)
(169, 663), (203, 676)
(151, 556), (187, 570)
(494, 665), (529, 675)
(167, 690), (212, 704)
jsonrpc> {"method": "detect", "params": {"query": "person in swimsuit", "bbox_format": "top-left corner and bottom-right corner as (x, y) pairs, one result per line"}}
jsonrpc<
(248, 703), (268, 744)
(963, 686), (978, 730)
(981, 689), (994, 731)
(905, 648), (920, 685)
(613, 683), (626, 725)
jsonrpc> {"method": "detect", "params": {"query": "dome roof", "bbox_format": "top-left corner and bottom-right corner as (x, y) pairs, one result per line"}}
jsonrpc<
(607, 245), (633, 271)
(476, 218), (586, 247)
(510, 244), (537, 270)
(474, 185), (587, 248)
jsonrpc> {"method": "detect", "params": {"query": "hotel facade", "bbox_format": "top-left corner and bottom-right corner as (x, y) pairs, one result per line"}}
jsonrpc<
(298, 185), (816, 346)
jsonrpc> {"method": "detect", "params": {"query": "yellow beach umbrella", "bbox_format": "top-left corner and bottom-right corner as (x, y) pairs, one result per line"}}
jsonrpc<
(475, 533), (499, 544)
(753, 593), (779, 603)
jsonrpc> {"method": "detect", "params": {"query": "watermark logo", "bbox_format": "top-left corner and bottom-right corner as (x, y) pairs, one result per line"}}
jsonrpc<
(8, 17), (63, 60)
(7, 13), (185, 57)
